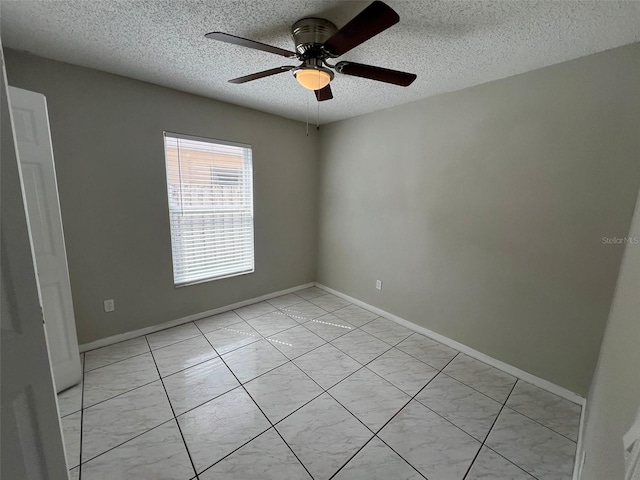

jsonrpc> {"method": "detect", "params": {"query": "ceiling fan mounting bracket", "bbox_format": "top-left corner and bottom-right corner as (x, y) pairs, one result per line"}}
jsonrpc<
(291, 17), (338, 59)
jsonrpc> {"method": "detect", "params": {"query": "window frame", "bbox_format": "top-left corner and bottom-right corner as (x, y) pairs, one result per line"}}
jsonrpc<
(162, 131), (255, 288)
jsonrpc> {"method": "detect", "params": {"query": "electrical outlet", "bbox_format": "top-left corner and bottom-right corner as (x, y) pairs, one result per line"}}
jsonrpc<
(104, 299), (115, 313)
(376, 280), (383, 290)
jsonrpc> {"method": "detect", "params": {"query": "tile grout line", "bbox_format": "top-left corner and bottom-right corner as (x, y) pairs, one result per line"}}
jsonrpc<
(210, 301), (363, 347)
(248, 393), (317, 480)
(396, 347), (579, 444)
(381, 367), (495, 440)
(83, 322), (203, 357)
(281, 338), (459, 479)
(61, 409), (82, 420)
(238, 292), (332, 320)
(81, 377), (160, 411)
(83, 349), (151, 373)
(216, 342), (290, 386)
(461, 378), (523, 480)
(207, 314), (322, 353)
(193, 321), (315, 480)
(439, 358), (581, 442)
(321, 328), (447, 398)
(368, 435), (430, 480)
(294, 288), (330, 302)
(249, 318), (322, 338)
(291, 316), (358, 344)
(364, 353), (465, 479)
(257, 338), (395, 479)
(388, 339), (541, 412)
(483, 444), (542, 480)
(289, 321), (401, 396)
(268, 337), (330, 362)
(79, 395), (191, 468)
(266, 298), (309, 310)
(499, 404), (579, 444)
(393, 332), (458, 368)
(78, 417), (179, 467)
(418, 357), (579, 443)
(358, 325), (411, 346)
(86, 339), (216, 381)
(82, 332), (221, 410)
(437, 369), (515, 405)
(196, 426), (274, 478)
(324, 353), (463, 480)
(411, 382), (507, 445)
(328, 435), (381, 480)
(164, 384), (245, 426)
(155, 353), (220, 381)
(169, 331), (330, 420)
(145, 336), (199, 479)
(148, 331), (206, 349)
(322, 390), (415, 479)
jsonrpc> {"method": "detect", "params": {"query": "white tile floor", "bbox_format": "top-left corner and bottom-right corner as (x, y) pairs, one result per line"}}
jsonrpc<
(58, 287), (581, 480)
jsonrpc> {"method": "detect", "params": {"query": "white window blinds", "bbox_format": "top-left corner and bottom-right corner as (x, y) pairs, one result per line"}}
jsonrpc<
(163, 133), (254, 286)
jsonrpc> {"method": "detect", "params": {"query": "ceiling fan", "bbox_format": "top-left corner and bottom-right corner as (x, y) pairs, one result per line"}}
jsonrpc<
(205, 1), (417, 101)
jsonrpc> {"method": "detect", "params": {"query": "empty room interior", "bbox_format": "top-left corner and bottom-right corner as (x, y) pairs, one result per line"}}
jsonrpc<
(2, 1), (640, 479)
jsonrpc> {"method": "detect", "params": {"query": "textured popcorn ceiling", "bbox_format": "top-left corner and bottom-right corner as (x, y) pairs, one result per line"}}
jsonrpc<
(2, 1), (640, 124)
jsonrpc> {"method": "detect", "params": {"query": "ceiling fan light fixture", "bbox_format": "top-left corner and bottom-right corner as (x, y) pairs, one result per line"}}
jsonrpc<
(294, 66), (333, 91)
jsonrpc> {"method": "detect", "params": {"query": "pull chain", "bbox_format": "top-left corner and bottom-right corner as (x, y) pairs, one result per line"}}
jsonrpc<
(306, 93), (309, 136)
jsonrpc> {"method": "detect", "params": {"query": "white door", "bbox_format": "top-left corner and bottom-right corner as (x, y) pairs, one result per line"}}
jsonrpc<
(1, 50), (69, 479)
(9, 86), (82, 393)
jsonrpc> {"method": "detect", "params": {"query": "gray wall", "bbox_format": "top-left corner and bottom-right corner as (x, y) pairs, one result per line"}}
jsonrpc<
(317, 43), (640, 396)
(5, 49), (319, 345)
(580, 191), (640, 479)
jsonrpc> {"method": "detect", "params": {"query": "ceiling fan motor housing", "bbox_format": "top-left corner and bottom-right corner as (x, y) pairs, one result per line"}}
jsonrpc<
(291, 18), (338, 58)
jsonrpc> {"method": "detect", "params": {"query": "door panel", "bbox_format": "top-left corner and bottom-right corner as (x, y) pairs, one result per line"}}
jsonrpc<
(9, 86), (82, 392)
(41, 283), (77, 371)
(12, 105), (39, 143)
(21, 162), (56, 255)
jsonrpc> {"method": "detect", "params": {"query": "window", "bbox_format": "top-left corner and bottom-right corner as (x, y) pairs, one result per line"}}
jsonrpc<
(163, 132), (254, 286)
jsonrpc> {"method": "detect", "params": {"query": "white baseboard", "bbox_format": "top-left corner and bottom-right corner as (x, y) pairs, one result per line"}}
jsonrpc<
(572, 400), (587, 480)
(572, 402), (588, 479)
(79, 282), (314, 352)
(315, 282), (586, 406)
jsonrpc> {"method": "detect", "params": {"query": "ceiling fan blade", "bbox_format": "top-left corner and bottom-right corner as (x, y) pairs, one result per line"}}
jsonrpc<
(335, 61), (416, 86)
(315, 84), (333, 101)
(205, 32), (297, 58)
(322, 1), (399, 57)
(228, 66), (295, 84)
